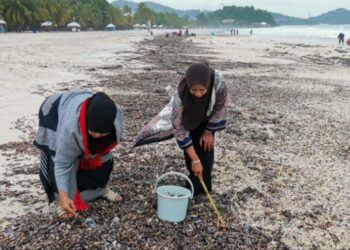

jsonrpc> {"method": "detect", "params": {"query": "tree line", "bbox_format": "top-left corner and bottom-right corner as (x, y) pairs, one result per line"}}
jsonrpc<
(0, 0), (189, 31)
(0, 1), (276, 31)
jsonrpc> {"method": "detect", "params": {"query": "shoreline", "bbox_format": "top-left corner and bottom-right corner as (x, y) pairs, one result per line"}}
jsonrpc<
(0, 32), (350, 248)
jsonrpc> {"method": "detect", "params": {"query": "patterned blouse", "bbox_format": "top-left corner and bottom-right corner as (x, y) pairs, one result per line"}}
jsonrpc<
(172, 71), (228, 149)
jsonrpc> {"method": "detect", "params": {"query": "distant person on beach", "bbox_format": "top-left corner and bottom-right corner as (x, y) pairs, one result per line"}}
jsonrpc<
(338, 33), (345, 45)
(250, 30), (253, 35)
(34, 91), (124, 218)
(230, 29), (233, 36)
(134, 63), (228, 196)
(185, 28), (189, 37)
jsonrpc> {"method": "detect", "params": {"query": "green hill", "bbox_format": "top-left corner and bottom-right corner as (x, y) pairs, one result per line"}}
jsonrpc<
(113, 0), (201, 19)
(272, 8), (350, 25)
(309, 8), (350, 24)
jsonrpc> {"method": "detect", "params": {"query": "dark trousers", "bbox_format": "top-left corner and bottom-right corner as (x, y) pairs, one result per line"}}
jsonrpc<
(184, 122), (214, 196)
(39, 149), (113, 203)
(76, 159), (113, 192)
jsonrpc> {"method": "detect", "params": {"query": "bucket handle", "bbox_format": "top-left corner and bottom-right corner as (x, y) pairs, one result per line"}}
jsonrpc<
(155, 171), (194, 199)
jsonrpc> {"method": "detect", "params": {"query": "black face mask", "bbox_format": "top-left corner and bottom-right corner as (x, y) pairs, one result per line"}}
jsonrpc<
(86, 92), (117, 134)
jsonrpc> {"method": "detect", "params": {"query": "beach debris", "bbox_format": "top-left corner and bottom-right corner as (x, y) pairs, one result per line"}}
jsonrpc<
(84, 217), (97, 228)
(1, 35), (348, 249)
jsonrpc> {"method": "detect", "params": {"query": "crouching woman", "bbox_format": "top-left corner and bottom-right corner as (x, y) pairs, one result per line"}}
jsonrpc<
(34, 91), (123, 218)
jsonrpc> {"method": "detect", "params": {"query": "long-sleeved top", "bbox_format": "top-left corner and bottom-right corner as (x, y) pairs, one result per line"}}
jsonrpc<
(172, 70), (228, 149)
(34, 91), (123, 199)
(133, 71), (228, 148)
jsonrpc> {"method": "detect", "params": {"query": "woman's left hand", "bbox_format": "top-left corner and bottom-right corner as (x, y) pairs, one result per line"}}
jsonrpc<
(200, 130), (214, 152)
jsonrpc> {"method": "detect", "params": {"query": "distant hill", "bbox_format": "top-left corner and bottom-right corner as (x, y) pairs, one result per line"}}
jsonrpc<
(208, 6), (275, 26)
(112, 0), (201, 19)
(113, 1), (350, 25)
(273, 8), (350, 25)
(271, 13), (309, 25)
(308, 8), (350, 24)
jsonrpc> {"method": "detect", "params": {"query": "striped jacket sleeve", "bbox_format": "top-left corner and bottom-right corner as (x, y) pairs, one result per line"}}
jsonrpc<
(172, 96), (192, 149)
(206, 79), (228, 132)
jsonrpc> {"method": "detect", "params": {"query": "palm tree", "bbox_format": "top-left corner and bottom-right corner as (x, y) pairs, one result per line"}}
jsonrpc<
(76, 1), (103, 29)
(106, 5), (123, 25)
(23, 0), (43, 27)
(134, 2), (155, 25)
(3, 0), (31, 30)
(122, 5), (132, 16)
(53, 0), (73, 28)
(40, 0), (59, 21)
(121, 5), (133, 26)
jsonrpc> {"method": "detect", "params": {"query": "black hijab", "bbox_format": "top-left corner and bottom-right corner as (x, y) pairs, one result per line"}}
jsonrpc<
(86, 92), (117, 153)
(86, 92), (116, 134)
(178, 63), (215, 131)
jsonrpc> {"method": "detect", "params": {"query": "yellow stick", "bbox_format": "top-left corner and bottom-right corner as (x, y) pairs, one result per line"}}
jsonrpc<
(199, 179), (225, 226)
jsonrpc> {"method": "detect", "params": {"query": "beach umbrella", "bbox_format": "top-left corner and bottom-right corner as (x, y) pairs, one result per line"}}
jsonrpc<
(41, 21), (53, 27)
(141, 24), (147, 28)
(0, 20), (6, 25)
(106, 23), (116, 29)
(152, 24), (157, 28)
(158, 25), (164, 29)
(133, 23), (141, 28)
(67, 21), (81, 28)
(106, 23), (116, 31)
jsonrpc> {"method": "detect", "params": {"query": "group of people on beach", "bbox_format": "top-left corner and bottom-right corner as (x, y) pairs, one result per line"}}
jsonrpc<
(165, 28), (196, 38)
(230, 29), (253, 36)
(33, 63), (228, 218)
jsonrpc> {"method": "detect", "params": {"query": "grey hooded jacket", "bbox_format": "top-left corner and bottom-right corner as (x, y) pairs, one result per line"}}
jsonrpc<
(34, 90), (123, 199)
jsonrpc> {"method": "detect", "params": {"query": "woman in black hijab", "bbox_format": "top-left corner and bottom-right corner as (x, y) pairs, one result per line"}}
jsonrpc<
(174, 63), (228, 196)
(34, 91), (124, 218)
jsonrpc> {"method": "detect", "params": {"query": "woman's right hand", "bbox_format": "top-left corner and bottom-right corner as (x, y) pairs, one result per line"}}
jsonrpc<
(59, 192), (77, 218)
(191, 160), (203, 180)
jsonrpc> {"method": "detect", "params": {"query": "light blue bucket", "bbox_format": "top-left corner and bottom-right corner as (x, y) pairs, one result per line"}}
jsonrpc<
(155, 172), (194, 223)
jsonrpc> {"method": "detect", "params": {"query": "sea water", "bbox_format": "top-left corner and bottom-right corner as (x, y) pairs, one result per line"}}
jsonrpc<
(194, 24), (350, 46)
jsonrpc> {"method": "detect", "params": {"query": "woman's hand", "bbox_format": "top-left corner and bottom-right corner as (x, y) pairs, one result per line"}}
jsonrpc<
(200, 130), (214, 151)
(59, 192), (77, 218)
(191, 160), (203, 180)
(185, 146), (203, 180)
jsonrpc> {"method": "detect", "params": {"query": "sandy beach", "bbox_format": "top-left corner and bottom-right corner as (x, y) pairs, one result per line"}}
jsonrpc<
(0, 30), (350, 248)
(0, 31), (148, 223)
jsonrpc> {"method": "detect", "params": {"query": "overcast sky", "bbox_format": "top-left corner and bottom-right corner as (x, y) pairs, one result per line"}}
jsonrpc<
(111, 0), (350, 18)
